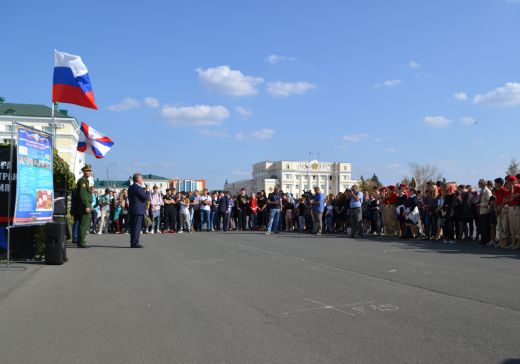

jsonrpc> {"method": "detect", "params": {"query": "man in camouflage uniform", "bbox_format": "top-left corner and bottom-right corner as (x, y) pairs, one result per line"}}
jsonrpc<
(76, 164), (93, 248)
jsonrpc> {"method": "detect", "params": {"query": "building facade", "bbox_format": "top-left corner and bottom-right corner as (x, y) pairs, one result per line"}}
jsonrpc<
(225, 160), (356, 196)
(169, 179), (206, 192)
(0, 99), (84, 177)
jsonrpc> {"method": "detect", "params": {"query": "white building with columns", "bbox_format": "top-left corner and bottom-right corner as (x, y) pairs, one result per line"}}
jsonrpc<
(224, 160), (356, 196)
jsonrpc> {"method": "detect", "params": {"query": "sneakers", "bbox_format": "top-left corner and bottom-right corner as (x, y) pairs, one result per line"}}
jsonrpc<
(265, 231), (271, 235)
(177, 230), (183, 234)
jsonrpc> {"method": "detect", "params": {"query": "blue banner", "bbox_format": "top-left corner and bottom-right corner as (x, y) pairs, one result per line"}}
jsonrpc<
(14, 126), (54, 225)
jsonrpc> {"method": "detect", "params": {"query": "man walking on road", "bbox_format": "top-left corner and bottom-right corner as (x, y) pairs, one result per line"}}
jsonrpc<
(75, 164), (93, 248)
(128, 173), (150, 248)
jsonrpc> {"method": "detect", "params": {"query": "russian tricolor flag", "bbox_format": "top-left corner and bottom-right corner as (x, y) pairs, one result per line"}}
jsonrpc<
(77, 122), (114, 159)
(53, 50), (98, 110)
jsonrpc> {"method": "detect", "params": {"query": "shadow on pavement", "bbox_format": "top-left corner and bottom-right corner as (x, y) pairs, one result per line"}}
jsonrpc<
(221, 231), (520, 259)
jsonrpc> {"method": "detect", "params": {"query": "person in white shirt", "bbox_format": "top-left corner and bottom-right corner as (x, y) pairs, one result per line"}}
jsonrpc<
(199, 189), (212, 232)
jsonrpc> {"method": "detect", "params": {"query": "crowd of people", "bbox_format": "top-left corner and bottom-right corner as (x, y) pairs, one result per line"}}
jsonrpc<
(73, 171), (520, 250)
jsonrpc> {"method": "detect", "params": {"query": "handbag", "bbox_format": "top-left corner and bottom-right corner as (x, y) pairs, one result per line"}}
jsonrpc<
(144, 215), (153, 227)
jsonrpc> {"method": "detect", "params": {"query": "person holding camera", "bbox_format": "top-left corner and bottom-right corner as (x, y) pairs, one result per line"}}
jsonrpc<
(349, 185), (364, 238)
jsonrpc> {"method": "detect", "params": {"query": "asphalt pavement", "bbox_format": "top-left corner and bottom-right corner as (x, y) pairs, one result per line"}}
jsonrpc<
(0, 231), (519, 363)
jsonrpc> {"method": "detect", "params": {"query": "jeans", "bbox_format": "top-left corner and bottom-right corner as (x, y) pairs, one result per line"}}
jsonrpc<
(216, 210), (229, 231)
(299, 216), (305, 232)
(267, 209), (281, 233)
(151, 210), (160, 232)
(200, 209), (211, 230)
(324, 214), (333, 232)
(209, 211), (216, 230)
(73, 218), (80, 242)
(249, 213), (257, 230)
(424, 212), (437, 238)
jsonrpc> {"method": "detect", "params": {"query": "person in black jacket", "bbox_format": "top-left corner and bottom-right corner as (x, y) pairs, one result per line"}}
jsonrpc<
(442, 183), (458, 244)
(128, 173), (150, 248)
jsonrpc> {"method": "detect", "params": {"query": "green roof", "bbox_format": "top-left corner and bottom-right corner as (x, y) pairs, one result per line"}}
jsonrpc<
(141, 174), (169, 180)
(0, 102), (72, 118)
(94, 179), (130, 188)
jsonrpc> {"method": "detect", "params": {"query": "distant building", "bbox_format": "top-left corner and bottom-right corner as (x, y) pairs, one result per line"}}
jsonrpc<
(224, 160), (356, 196)
(169, 179), (206, 192)
(0, 98), (84, 177)
(93, 179), (130, 194)
(133, 174), (170, 194)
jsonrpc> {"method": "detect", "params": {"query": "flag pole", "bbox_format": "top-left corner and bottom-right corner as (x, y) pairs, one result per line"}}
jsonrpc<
(6, 121), (15, 267)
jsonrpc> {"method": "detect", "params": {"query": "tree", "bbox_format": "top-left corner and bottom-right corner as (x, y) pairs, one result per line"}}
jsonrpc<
(370, 173), (383, 188)
(506, 159), (519, 177)
(53, 149), (75, 191)
(409, 162), (442, 192)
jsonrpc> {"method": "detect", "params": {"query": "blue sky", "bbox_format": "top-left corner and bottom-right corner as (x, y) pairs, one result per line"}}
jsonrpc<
(2, 0), (520, 189)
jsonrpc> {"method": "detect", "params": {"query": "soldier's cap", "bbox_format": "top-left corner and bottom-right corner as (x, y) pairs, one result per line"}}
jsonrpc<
(388, 185), (397, 190)
(81, 164), (92, 172)
(506, 175), (517, 183)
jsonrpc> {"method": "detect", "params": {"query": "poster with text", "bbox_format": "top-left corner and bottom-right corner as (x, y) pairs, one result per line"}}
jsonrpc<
(14, 126), (54, 225)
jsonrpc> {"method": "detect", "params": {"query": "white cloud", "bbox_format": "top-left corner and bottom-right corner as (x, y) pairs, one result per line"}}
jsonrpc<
(473, 82), (520, 107)
(423, 115), (452, 127)
(160, 105), (230, 127)
(375, 79), (403, 87)
(196, 66), (264, 97)
(342, 133), (368, 142)
(373, 138), (382, 143)
(409, 60), (420, 69)
(105, 98), (141, 112)
(454, 92), (468, 101)
(385, 147), (397, 152)
(266, 54), (296, 65)
(266, 81), (316, 97)
(235, 128), (275, 140)
(460, 116), (477, 125)
(235, 106), (252, 118)
(143, 97), (160, 108)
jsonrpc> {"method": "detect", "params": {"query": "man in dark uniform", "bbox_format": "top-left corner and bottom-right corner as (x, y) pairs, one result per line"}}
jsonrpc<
(128, 173), (150, 248)
(162, 188), (178, 233)
(76, 164), (93, 248)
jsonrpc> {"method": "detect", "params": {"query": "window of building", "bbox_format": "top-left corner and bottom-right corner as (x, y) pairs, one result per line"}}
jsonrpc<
(42, 125), (53, 134)
(286, 164), (290, 169)
(346, 174), (351, 180)
(296, 184), (299, 189)
(285, 174), (291, 179)
(286, 185), (290, 190)
(312, 176), (316, 180)
(329, 175), (332, 180)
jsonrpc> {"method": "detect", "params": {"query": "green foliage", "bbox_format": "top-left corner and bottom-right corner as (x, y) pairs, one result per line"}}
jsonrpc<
(53, 148), (75, 191)
(359, 174), (383, 192)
